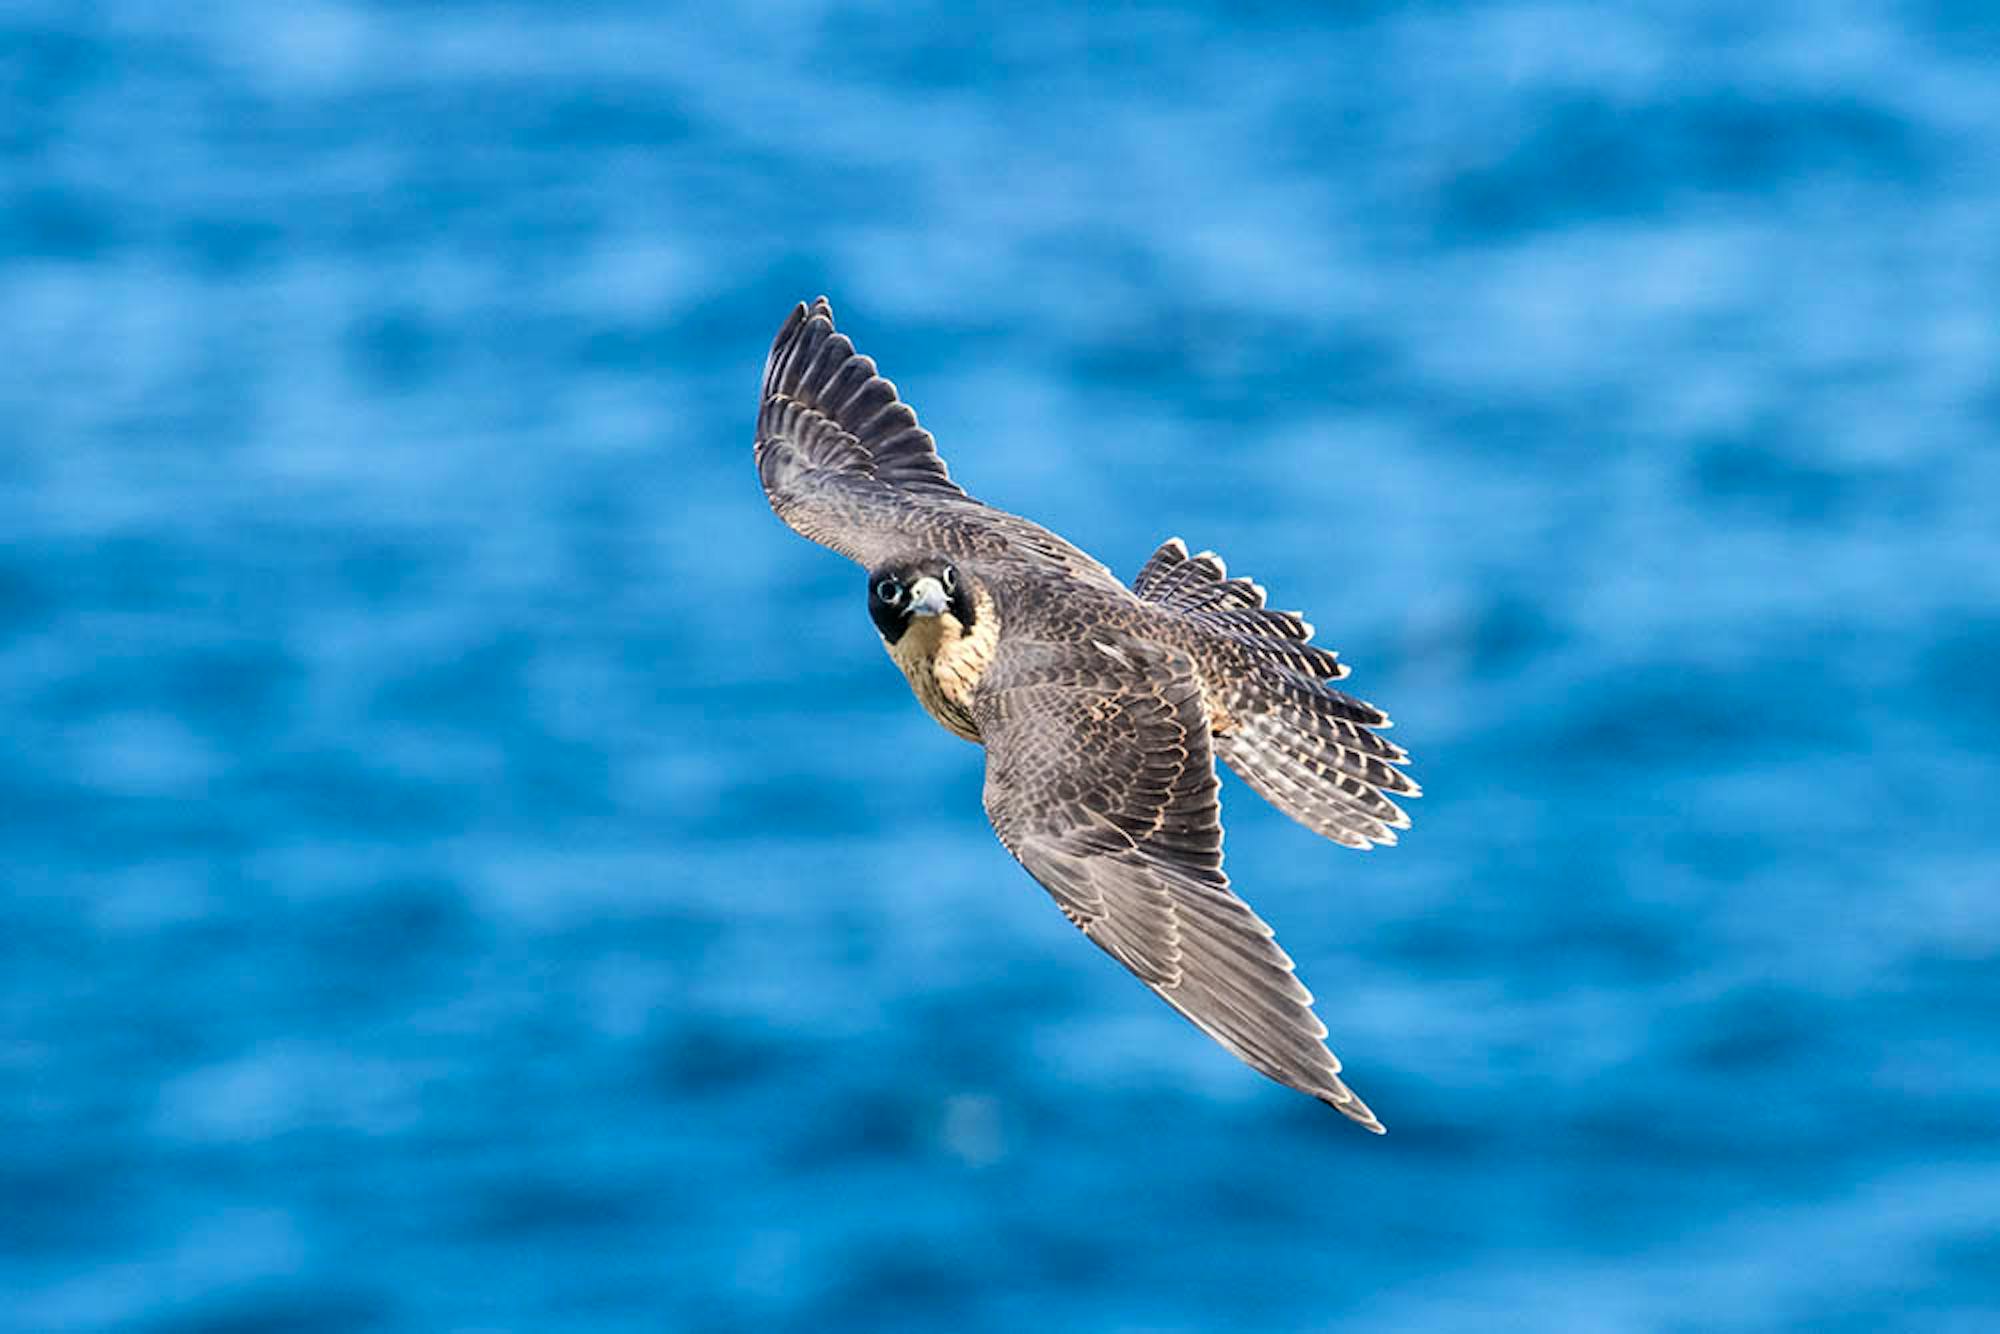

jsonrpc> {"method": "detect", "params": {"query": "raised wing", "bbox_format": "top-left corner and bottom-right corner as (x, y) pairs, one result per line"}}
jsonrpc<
(758, 297), (967, 505)
(754, 298), (1119, 583)
(973, 635), (1383, 1131)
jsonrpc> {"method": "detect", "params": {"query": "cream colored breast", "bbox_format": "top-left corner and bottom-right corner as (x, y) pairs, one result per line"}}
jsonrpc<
(883, 587), (1000, 742)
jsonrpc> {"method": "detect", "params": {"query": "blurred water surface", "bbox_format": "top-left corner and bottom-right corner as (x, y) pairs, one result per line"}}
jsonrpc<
(4, 2), (1999, 1330)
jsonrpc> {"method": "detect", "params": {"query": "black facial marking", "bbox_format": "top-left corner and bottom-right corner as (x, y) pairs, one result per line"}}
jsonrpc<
(867, 565), (909, 643)
(947, 568), (976, 630)
(868, 557), (974, 643)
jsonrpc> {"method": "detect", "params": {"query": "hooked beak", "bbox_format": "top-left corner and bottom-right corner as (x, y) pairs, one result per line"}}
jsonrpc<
(905, 576), (950, 618)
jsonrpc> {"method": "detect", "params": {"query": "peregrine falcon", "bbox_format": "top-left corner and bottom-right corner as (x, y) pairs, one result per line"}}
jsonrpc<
(755, 298), (1419, 1132)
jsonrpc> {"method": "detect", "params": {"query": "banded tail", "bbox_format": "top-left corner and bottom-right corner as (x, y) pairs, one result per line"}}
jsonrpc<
(1134, 538), (1419, 850)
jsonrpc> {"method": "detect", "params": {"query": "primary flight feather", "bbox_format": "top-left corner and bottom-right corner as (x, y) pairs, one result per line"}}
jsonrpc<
(755, 298), (1419, 1132)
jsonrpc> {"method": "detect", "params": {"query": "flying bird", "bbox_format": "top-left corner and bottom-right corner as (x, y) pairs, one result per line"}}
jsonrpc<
(755, 298), (1418, 1131)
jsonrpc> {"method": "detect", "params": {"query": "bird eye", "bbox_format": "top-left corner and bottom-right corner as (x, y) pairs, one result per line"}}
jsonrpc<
(940, 566), (957, 593)
(875, 577), (903, 603)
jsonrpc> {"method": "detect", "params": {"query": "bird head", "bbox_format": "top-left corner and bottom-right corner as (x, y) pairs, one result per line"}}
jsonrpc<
(867, 556), (976, 643)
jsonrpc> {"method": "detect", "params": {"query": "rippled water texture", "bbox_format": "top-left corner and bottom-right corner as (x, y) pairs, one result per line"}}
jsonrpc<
(5, 3), (1999, 1330)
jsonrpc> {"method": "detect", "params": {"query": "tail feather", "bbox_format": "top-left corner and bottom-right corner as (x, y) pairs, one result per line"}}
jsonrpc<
(1164, 573), (1269, 615)
(1264, 673), (1413, 771)
(1231, 636), (1348, 686)
(1132, 536), (1191, 594)
(1133, 537), (1419, 850)
(1225, 717), (1412, 830)
(1216, 732), (1404, 849)
(1199, 606), (1315, 642)
(1135, 540), (1270, 615)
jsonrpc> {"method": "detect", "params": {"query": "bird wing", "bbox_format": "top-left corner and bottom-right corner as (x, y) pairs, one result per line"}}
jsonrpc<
(972, 634), (1383, 1131)
(754, 298), (1119, 583)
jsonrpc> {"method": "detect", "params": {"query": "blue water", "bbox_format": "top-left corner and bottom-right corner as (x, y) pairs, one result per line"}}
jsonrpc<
(5, 2), (1998, 1329)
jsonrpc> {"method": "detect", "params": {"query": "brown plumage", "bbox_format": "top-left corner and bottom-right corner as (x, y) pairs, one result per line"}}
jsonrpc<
(756, 297), (1419, 1132)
